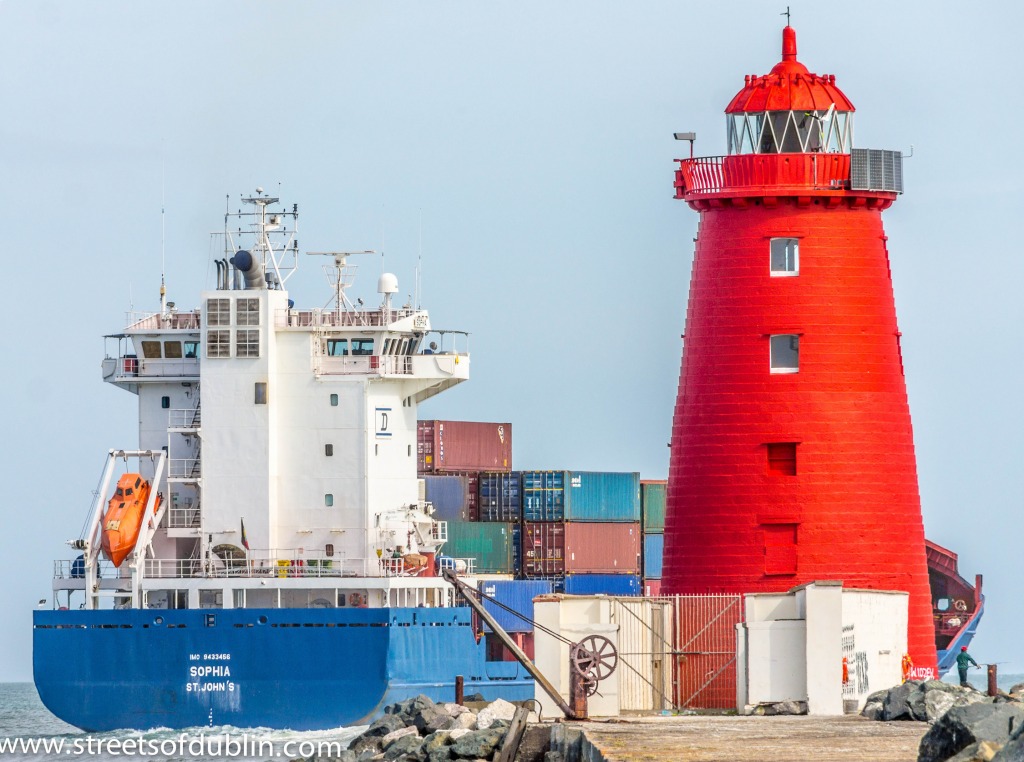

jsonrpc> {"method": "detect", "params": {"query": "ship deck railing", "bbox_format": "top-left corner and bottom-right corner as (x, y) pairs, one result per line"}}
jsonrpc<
(143, 551), (368, 580)
(103, 355), (201, 381)
(275, 307), (420, 329)
(53, 559), (118, 580)
(124, 310), (202, 331)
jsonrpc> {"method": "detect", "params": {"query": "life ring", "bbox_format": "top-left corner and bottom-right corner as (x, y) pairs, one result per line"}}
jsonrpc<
(953, 599), (968, 612)
(348, 592), (367, 608)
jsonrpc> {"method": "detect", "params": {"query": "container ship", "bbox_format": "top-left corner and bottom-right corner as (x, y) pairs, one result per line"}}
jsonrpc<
(32, 192), (534, 732)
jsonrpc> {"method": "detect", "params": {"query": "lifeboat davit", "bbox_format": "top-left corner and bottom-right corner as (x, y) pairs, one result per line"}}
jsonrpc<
(101, 474), (161, 567)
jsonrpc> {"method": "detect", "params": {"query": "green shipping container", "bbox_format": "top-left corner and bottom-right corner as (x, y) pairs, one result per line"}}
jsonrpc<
(442, 521), (514, 574)
(641, 480), (667, 532)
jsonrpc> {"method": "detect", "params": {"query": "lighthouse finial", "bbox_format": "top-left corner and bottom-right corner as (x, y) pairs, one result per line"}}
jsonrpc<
(781, 6), (791, 25)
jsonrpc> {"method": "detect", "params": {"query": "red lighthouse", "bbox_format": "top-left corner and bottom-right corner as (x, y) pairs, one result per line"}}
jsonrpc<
(664, 25), (937, 676)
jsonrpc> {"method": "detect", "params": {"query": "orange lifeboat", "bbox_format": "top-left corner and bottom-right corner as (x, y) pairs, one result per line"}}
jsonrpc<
(101, 474), (161, 567)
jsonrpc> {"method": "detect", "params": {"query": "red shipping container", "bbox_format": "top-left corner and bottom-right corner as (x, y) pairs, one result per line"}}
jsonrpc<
(417, 421), (512, 474)
(643, 579), (663, 597)
(522, 522), (641, 577)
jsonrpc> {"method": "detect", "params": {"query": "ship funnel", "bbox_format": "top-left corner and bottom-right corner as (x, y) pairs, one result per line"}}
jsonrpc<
(231, 250), (266, 290)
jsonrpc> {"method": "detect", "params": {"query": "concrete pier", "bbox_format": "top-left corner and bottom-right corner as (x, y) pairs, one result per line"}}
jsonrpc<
(551, 715), (927, 762)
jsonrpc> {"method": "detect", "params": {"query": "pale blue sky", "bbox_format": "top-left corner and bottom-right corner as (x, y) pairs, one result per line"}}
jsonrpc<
(1, 1), (1021, 682)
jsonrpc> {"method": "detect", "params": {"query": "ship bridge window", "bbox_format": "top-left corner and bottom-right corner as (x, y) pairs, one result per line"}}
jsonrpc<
(770, 239), (799, 275)
(237, 329), (260, 358)
(207, 330), (230, 358)
(237, 298), (260, 326)
(327, 339), (349, 357)
(351, 338), (374, 356)
(141, 341), (162, 359)
(207, 298), (230, 326)
(770, 335), (800, 373)
(184, 341), (199, 359)
(164, 341), (182, 359)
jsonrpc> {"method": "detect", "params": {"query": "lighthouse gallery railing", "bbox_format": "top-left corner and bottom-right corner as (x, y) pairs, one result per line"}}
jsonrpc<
(675, 153), (853, 197)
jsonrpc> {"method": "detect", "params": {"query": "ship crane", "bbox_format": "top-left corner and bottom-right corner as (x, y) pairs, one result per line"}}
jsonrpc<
(442, 569), (617, 721)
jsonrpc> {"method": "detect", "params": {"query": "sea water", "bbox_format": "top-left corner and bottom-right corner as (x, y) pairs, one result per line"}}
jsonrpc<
(0, 683), (365, 761)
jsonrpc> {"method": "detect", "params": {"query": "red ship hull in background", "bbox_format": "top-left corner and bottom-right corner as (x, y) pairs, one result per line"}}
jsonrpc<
(926, 539), (984, 677)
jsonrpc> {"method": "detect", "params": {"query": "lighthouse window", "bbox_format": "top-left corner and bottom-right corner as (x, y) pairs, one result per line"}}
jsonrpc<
(327, 339), (349, 357)
(237, 298), (260, 326)
(770, 238), (799, 275)
(207, 330), (230, 358)
(770, 335), (800, 373)
(237, 330), (260, 358)
(766, 443), (797, 475)
(350, 338), (374, 356)
(207, 298), (230, 326)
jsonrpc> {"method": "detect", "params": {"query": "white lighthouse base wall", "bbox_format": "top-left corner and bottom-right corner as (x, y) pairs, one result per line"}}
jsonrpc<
(737, 582), (908, 715)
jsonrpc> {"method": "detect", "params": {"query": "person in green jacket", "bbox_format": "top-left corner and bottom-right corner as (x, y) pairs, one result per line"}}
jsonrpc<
(957, 646), (980, 687)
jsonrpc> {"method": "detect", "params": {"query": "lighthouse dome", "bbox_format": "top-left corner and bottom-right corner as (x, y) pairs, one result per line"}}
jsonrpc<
(724, 26), (855, 155)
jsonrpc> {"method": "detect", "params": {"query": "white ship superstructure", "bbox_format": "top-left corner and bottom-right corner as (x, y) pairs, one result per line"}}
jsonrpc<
(63, 191), (470, 612)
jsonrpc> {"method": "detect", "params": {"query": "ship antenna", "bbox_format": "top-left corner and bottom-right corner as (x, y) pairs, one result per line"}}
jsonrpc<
(416, 209), (422, 309)
(781, 6), (791, 25)
(160, 153), (167, 318)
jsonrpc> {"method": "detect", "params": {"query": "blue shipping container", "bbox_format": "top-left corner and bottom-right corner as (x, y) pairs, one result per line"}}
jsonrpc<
(479, 472), (522, 522)
(644, 533), (664, 579)
(562, 574), (641, 596)
(521, 471), (640, 522)
(424, 475), (470, 521)
(481, 580), (554, 633)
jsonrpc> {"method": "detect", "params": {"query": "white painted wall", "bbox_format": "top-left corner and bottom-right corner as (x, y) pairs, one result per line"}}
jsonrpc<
(738, 582), (909, 715)
(534, 597), (620, 719)
(842, 590), (908, 706)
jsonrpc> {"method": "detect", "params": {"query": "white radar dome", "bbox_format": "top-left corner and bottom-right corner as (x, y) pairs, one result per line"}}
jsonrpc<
(378, 273), (399, 294)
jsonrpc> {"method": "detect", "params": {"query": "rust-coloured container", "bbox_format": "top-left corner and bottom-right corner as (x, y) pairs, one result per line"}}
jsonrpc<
(522, 521), (641, 577)
(485, 631), (535, 662)
(417, 421), (512, 474)
(643, 579), (663, 597)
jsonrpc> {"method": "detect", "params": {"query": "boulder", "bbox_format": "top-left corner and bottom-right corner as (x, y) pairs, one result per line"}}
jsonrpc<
(751, 700), (807, 716)
(449, 728), (505, 759)
(421, 731), (453, 755)
(476, 698), (517, 730)
(862, 689), (888, 721)
(348, 735), (384, 758)
(464, 693), (486, 703)
(449, 712), (478, 730)
(446, 729), (472, 742)
(363, 714), (408, 738)
(443, 703), (471, 717)
(427, 748), (454, 762)
(1009, 684), (1024, 697)
(919, 703), (1024, 762)
(883, 679), (923, 721)
(382, 732), (424, 761)
(949, 740), (1004, 761)
(925, 689), (960, 723)
(381, 726), (420, 749)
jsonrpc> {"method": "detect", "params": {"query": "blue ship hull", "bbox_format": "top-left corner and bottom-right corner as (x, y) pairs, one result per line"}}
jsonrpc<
(33, 606), (533, 732)
(936, 599), (985, 677)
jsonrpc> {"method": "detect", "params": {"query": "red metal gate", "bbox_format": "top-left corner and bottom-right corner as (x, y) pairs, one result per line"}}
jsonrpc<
(671, 594), (744, 709)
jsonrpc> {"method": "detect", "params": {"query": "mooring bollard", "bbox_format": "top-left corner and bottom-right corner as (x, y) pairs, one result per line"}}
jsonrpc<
(455, 674), (464, 705)
(988, 664), (998, 697)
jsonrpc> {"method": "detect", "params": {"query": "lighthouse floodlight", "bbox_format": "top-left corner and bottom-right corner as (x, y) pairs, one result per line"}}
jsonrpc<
(674, 132), (697, 158)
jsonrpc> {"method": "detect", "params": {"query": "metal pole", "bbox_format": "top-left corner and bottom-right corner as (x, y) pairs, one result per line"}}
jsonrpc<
(988, 664), (998, 697)
(455, 675), (464, 705)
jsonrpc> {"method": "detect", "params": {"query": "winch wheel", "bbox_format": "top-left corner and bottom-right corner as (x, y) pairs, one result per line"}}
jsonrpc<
(571, 635), (618, 683)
